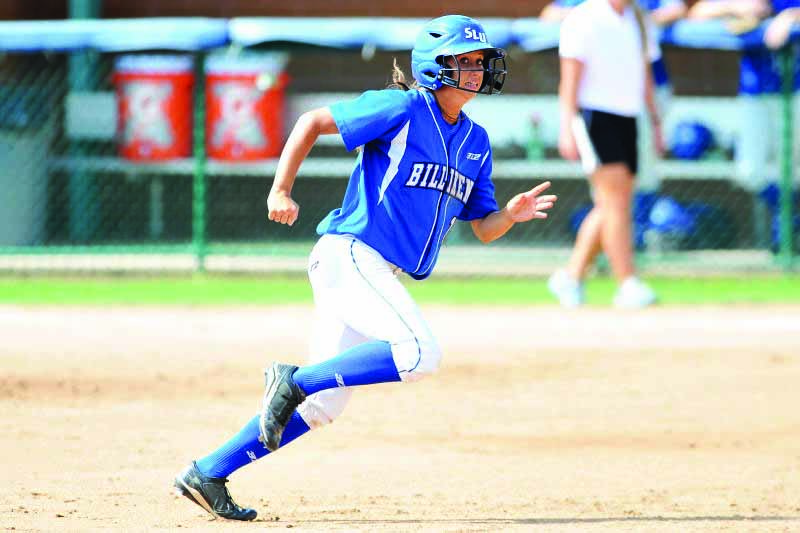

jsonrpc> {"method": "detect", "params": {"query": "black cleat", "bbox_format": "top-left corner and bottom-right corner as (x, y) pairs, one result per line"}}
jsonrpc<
(259, 363), (307, 452)
(174, 462), (257, 521)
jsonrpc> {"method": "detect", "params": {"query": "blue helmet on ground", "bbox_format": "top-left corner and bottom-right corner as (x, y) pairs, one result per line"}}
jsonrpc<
(670, 120), (714, 160)
(411, 15), (507, 94)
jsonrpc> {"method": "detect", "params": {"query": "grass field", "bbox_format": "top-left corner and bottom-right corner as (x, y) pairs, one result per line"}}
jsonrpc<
(0, 274), (798, 305)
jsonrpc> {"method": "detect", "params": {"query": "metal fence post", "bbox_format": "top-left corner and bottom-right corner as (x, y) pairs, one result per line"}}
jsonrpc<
(192, 52), (207, 272)
(67, 0), (101, 244)
(778, 45), (796, 269)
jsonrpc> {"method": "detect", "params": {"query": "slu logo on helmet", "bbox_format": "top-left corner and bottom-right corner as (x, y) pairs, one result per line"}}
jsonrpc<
(463, 27), (487, 42)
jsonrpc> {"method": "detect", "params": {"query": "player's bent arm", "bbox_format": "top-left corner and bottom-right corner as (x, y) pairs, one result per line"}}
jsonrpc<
(687, 0), (768, 19)
(471, 181), (557, 244)
(470, 209), (516, 244)
(686, 1), (729, 19)
(268, 108), (339, 225)
(271, 107), (339, 196)
(726, 0), (770, 18)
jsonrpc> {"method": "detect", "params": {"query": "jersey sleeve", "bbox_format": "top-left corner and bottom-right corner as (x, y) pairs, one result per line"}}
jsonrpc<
(558, 11), (588, 61)
(459, 149), (499, 221)
(329, 90), (410, 152)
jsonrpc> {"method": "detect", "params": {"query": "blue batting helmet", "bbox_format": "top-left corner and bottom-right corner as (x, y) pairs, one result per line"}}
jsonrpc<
(670, 120), (714, 160)
(411, 15), (507, 94)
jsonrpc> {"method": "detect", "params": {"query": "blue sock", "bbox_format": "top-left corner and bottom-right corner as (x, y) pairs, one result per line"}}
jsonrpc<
(293, 340), (401, 396)
(195, 411), (310, 479)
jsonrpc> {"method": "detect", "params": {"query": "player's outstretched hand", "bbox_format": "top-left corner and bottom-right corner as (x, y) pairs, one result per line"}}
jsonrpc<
(267, 189), (300, 226)
(506, 181), (557, 223)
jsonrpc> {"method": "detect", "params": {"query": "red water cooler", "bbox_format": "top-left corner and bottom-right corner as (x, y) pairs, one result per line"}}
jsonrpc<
(205, 53), (289, 161)
(113, 55), (194, 161)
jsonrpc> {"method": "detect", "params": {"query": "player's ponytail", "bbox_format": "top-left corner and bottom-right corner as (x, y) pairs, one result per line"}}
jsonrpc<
(388, 58), (417, 91)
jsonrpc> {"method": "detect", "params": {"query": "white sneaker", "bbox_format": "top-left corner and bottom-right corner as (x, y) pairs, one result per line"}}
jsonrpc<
(613, 277), (656, 309)
(547, 270), (585, 308)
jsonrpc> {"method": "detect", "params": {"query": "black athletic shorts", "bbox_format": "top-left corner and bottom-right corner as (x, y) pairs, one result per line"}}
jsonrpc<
(580, 108), (638, 175)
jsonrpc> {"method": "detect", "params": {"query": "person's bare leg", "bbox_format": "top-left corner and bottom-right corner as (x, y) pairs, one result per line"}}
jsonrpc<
(591, 163), (635, 282)
(566, 206), (603, 280)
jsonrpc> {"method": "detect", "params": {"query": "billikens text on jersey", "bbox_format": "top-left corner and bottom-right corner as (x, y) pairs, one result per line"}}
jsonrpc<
(404, 163), (476, 204)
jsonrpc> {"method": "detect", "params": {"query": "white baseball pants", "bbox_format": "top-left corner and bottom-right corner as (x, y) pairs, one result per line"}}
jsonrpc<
(296, 233), (442, 428)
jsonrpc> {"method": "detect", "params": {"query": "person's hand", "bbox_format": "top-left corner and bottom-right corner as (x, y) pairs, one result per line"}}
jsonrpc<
(505, 181), (558, 223)
(764, 12), (795, 50)
(558, 128), (579, 161)
(267, 188), (299, 226)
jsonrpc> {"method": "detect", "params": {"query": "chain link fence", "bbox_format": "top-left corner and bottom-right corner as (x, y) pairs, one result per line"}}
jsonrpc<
(0, 42), (797, 275)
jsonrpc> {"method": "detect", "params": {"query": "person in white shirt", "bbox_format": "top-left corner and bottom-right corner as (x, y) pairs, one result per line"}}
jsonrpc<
(549, 0), (665, 308)
(540, 0), (686, 26)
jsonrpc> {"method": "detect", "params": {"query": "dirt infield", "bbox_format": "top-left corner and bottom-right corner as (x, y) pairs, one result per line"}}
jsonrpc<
(2, 304), (799, 532)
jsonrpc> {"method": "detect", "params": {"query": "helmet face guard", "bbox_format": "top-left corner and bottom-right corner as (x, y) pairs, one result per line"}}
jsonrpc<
(411, 15), (508, 95)
(436, 52), (507, 95)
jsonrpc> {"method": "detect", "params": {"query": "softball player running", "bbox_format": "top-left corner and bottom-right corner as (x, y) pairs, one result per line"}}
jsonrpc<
(174, 14), (557, 521)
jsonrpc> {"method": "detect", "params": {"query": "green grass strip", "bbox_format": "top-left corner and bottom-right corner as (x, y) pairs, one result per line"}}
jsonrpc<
(0, 276), (311, 305)
(0, 275), (798, 305)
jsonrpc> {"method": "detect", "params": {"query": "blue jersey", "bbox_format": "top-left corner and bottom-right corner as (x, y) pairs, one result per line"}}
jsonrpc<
(696, 0), (800, 95)
(319, 89), (498, 280)
(739, 49), (800, 95)
(772, 0), (800, 12)
(737, 0), (800, 94)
